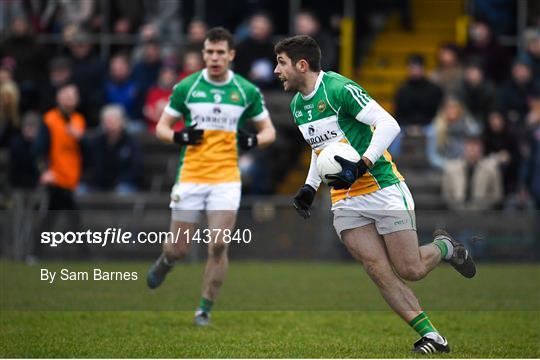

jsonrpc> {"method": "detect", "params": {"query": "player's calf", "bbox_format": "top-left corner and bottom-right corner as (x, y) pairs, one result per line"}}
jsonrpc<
(146, 253), (174, 289)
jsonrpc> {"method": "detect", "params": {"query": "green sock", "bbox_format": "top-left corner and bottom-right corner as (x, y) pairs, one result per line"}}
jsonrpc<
(433, 240), (449, 259)
(198, 297), (213, 313)
(409, 312), (438, 337)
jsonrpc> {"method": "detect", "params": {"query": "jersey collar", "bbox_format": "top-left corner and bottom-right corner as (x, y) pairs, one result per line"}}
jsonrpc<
(301, 71), (325, 101)
(202, 68), (234, 85)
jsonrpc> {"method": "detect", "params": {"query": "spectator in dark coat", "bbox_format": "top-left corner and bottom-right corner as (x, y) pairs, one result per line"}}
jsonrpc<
(498, 59), (538, 133)
(0, 17), (45, 111)
(39, 57), (73, 112)
(483, 111), (520, 195)
(87, 104), (142, 194)
(395, 54), (444, 127)
(235, 13), (279, 89)
(456, 61), (496, 122)
(9, 112), (40, 189)
(295, 10), (337, 71)
(132, 39), (162, 118)
(463, 21), (509, 83)
(66, 31), (105, 127)
(519, 28), (540, 79)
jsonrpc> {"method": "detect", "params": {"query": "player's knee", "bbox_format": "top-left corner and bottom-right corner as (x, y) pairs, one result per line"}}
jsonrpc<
(396, 265), (425, 281)
(208, 242), (228, 259)
(164, 246), (189, 261)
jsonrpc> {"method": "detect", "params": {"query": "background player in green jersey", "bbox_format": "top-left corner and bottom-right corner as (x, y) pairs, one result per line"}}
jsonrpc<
(274, 35), (477, 354)
(147, 27), (276, 326)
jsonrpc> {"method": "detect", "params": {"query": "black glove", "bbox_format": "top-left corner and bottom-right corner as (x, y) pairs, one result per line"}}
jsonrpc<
(325, 156), (369, 190)
(173, 124), (204, 145)
(293, 184), (316, 219)
(237, 129), (258, 150)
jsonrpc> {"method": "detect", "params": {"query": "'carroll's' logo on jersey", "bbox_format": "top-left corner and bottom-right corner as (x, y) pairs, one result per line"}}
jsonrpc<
(308, 125), (315, 135)
(306, 130), (338, 146)
(317, 100), (326, 112)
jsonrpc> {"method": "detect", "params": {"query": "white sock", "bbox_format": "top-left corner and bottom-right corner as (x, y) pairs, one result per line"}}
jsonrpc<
(424, 331), (446, 345)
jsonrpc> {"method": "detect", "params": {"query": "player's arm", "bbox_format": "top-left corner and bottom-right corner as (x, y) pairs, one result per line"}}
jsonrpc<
(253, 117), (276, 147)
(356, 101), (400, 166)
(156, 82), (203, 145)
(326, 85), (400, 189)
(238, 86), (276, 150)
(293, 150), (320, 219)
(156, 111), (203, 145)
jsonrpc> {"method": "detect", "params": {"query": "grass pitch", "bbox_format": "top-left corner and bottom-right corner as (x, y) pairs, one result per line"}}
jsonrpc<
(1, 261), (539, 358)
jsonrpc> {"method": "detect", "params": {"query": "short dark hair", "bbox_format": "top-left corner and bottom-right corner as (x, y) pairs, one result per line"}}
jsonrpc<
(274, 35), (321, 72)
(205, 27), (234, 50)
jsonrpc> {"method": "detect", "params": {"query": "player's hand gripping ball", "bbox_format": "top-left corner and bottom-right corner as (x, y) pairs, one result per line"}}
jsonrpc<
(317, 142), (367, 189)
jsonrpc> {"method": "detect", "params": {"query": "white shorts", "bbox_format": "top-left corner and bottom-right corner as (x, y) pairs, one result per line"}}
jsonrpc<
(170, 182), (241, 223)
(332, 182), (416, 238)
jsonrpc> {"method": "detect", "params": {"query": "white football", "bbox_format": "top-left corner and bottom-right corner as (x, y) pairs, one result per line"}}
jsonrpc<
(317, 142), (361, 185)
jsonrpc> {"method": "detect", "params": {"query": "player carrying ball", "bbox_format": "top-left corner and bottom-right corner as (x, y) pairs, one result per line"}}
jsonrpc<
(274, 35), (476, 354)
(147, 27), (276, 326)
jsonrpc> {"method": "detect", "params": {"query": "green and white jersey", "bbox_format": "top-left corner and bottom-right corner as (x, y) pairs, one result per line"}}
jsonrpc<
(165, 69), (268, 184)
(291, 71), (403, 203)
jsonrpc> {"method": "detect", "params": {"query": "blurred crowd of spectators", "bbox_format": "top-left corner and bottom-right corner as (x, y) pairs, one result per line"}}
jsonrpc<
(0, 2), (339, 200)
(392, 21), (540, 210)
(0, 0), (539, 213)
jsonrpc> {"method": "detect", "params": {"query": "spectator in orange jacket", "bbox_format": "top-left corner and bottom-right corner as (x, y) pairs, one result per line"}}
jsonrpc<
(32, 83), (86, 258)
